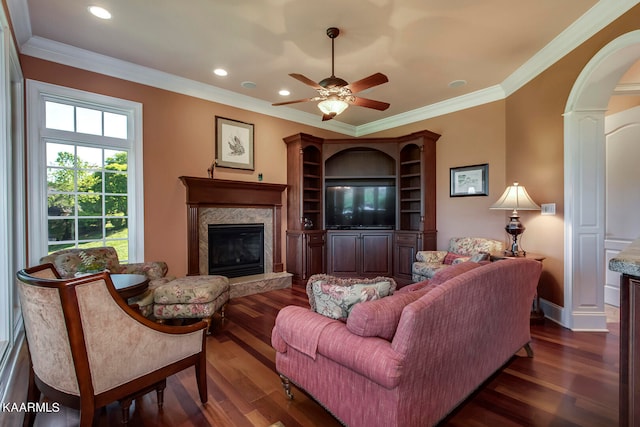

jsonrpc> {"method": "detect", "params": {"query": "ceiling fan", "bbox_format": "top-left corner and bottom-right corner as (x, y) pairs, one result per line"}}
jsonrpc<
(272, 27), (390, 121)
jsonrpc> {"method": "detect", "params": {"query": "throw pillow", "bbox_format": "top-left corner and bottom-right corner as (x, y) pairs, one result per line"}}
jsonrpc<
(468, 252), (490, 263)
(347, 288), (431, 341)
(443, 252), (466, 265)
(429, 261), (483, 286)
(306, 274), (397, 320)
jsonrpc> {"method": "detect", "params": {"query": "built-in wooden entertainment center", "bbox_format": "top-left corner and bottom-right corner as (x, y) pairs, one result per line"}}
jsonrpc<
(284, 130), (441, 285)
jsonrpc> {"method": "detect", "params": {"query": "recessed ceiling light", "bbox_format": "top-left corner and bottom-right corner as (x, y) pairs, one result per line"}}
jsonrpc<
(278, 89), (290, 96)
(88, 6), (111, 20)
(213, 68), (228, 77)
(241, 81), (257, 89)
(449, 79), (467, 88)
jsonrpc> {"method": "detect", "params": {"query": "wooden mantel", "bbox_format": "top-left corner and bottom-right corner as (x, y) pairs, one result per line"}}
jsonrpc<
(179, 177), (287, 275)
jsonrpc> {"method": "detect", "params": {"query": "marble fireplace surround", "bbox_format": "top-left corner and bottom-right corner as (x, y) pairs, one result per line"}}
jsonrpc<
(180, 177), (290, 297)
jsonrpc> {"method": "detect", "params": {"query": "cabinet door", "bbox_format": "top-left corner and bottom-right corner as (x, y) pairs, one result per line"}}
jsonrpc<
(328, 232), (360, 276)
(394, 232), (419, 281)
(361, 233), (393, 276)
(285, 232), (304, 284)
(305, 232), (326, 278)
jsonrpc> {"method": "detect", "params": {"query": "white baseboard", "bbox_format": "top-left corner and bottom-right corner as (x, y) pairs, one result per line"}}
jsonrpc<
(604, 284), (620, 307)
(539, 298), (609, 332)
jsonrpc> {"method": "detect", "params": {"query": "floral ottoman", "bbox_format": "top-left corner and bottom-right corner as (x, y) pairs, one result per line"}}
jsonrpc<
(153, 275), (229, 334)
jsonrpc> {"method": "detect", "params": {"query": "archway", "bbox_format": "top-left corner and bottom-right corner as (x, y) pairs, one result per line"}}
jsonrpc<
(563, 30), (640, 330)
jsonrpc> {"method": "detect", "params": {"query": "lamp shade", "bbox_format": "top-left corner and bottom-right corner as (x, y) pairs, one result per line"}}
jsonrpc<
(318, 98), (349, 116)
(490, 182), (540, 213)
(490, 182), (539, 256)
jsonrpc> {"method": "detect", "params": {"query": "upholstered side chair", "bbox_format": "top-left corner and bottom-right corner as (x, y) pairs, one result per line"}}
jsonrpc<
(40, 247), (174, 317)
(17, 264), (208, 427)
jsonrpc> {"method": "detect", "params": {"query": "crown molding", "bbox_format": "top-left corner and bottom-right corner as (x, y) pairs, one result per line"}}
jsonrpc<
(10, 0), (640, 136)
(5, 0), (30, 45)
(21, 37), (359, 136)
(354, 85), (506, 136)
(502, 0), (640, 97)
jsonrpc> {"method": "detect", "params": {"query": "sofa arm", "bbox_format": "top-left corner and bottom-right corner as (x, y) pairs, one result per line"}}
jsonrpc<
(273, 306), (338, 359)
(415, 250), (447, 263)
(273, 306), (404, 389)
(316, 322), (404, 389)
(118, 261), (168, 279)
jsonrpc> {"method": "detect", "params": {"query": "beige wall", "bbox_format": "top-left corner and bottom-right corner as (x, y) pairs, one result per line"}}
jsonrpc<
(19, 3), (640, 306)
(608, 95), (640, 115)
(505, 3), (640, 306)
(21, 56), (345, 277)
(368, 101), (509, 249)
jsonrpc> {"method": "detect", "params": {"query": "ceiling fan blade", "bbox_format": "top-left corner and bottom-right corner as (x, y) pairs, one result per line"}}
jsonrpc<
(322, 112), (336, 121)
(272, 98), (317, 106)
(289, 73), (322, 89)
(346, 72), (389, 94)
(350, 96), (390, 111)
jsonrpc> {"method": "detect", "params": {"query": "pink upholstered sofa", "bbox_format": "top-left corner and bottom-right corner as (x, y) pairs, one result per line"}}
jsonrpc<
(271, 258), (542, 427)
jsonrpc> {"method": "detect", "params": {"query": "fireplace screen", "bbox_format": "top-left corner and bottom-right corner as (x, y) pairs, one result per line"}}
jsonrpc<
(208, 224), (264, 278)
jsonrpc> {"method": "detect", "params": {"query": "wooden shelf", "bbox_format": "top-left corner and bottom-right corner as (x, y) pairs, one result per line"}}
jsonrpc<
(325, 175), (397, 180)
(285, 130), (440, 282)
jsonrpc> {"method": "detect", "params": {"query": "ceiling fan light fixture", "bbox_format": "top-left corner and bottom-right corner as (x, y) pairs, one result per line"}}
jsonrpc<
(318, 98), (349, 116)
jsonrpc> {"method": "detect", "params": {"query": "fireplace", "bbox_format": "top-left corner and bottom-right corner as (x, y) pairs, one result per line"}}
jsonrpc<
(180, 177), (287, 276)
(208, 224), (264, 278)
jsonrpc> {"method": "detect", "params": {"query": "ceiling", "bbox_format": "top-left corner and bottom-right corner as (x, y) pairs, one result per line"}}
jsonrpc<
(6, 0), (639, 135)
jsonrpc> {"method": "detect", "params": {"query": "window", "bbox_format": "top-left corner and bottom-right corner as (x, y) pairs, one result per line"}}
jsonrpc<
(27, 81), (144, 266)
(0, 19), (26, 395)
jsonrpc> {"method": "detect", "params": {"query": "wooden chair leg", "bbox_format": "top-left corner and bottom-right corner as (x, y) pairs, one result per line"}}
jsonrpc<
(202, 316), (213, 335)
(79, 407), (96, 427)
(156, 379), (167, 408)
(23, 363), (39, 427)
(120, 396), (133, 424)
(195, 354), (208, 404)
(220, 302), (228, 320)
(524, 342), (534, 358)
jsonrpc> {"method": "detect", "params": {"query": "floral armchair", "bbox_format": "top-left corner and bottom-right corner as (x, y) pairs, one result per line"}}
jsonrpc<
(412, 237), (504, 282)
(40, 247), (173, 316)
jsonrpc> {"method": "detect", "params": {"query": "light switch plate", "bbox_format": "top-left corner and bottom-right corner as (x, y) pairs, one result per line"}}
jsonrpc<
(541, 203), (556, 215)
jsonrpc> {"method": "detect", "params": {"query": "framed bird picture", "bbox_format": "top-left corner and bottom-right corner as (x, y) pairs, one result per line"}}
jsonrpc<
(215, 116), (254, 170)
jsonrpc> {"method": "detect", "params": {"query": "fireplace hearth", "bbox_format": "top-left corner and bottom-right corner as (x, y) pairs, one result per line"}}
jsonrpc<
(208, 224), (264, 278)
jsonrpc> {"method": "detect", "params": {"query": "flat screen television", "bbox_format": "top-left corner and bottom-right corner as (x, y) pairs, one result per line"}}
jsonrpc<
(325, 184), (396, 229)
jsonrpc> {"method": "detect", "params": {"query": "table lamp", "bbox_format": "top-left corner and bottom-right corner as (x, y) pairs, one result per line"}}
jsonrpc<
(490, 182), (540, 256)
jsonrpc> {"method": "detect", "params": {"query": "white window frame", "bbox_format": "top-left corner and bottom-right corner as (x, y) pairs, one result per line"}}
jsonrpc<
(26, 80), (144, 265)
(0, 10), (26, 396)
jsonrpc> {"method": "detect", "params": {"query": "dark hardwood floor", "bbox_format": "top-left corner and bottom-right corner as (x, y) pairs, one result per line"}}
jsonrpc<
(11, 285), (619, 426)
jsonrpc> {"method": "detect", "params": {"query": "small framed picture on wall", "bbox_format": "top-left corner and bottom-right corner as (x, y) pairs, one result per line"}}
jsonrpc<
(450, 163), (489, 197)
(215, 116), (254, 170)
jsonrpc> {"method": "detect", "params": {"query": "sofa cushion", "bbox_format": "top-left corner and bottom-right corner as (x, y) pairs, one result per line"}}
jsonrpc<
(429, 261), (484, 285)
(415, 250), (448, 263)
(347, 288), (431, 340)
(307, 275), (397, 320)
(448, 237), (504, 256)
